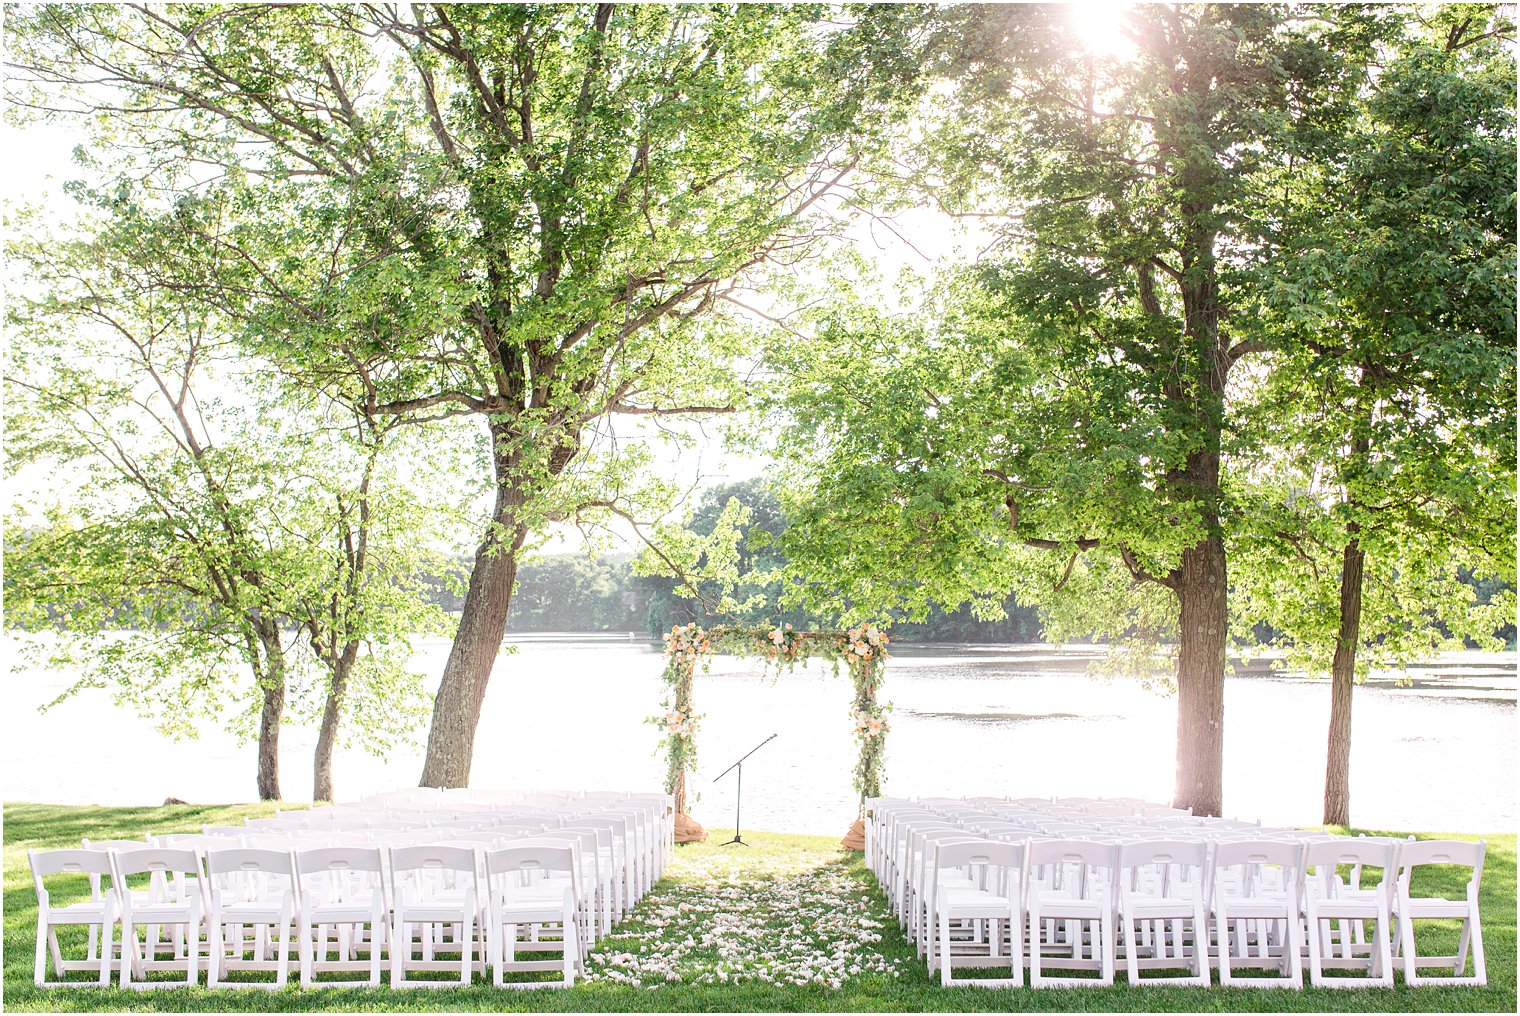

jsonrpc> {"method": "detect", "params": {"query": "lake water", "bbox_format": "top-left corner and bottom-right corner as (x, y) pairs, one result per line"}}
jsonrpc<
(3, 634), (1514, 835)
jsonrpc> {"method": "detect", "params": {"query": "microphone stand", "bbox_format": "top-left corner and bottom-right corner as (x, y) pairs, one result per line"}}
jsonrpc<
(712, 734), (777, 846)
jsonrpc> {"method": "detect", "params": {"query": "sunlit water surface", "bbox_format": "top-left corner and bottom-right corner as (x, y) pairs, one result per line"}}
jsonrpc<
(4, 635), (1513, 835)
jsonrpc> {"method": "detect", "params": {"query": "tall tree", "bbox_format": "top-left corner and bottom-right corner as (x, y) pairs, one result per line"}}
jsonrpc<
(765, 4), (1386, 814)
(281, 414), (458, 802)
(7, 3), (896, 787)
(5, 198), (446, 800)
(6, 202), (302, 799)
(1229, 4), (1517, 825)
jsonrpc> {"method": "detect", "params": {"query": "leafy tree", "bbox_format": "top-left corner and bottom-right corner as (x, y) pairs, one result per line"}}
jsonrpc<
(1229, 5), (1516, 825)
(634, 479), (813, 632)
(4, 199), (447, 801)
(762, 4), (1421, 815)
(7, 3), (901, 787)
(280, 416), (458, 801)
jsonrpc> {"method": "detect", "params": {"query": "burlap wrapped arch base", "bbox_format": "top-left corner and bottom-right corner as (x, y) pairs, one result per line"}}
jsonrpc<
(840, 818), (866, 851)
(675, 811), (708, 844)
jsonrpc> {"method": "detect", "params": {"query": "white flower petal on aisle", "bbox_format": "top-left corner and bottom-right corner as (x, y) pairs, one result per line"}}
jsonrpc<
(585, 847), (903, 989)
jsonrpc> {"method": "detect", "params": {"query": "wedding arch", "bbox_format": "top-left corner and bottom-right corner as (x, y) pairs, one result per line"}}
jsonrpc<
(654, 623), (890, 847)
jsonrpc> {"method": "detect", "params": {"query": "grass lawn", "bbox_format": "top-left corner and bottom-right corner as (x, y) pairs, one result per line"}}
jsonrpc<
(4, 801), (1514, 1012)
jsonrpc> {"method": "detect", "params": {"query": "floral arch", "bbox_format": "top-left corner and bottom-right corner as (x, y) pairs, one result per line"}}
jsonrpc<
(654, 623), (890, 847)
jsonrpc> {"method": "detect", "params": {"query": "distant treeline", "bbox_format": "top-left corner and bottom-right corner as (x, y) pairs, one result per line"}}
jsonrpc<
(417, 480), (1048, 642)
(423, 551), (1046, 642)
(16, 475), (1513, 647)
(427, 479), (1515, 647)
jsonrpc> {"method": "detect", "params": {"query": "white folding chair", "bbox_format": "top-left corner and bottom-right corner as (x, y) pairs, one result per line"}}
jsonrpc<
(1392, 839), (1486, 986)
(1026, 839), (1118, 987)
(84, 837), (174, 967)
(203, 848), (297, 989)
(112, 848), (207, 989)
(1209, 840), (1303, 988)
(1117, 839), (1210, 986)
(388, 844), (480, 987)
(928, 839), (1025, 987)
(484, 845), (580, 989)
(1302, 838), (1395, 988)
(29, 849), (120, 987)
(293, 847), (388, 987)
(909, 829), (982, 957)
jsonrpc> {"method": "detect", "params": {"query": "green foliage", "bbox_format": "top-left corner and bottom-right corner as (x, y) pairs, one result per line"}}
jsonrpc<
(6, 2), (900, 534)
(1228, 6), (1518, 679)
(756, 3), (1515, 685)
(7, 3), (915, 783)
(3, 197), (453, 766)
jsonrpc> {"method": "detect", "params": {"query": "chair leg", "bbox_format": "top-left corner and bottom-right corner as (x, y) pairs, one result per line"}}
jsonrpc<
(1469, 908), (1487, 986)
(34, 914), (47, 987)
(1028, 903), (1043, 987)
(391, 920), (405, 987)
(298, 917), (313, 988)
(460, 915), (474, 985)
(369, 919), (383, 987)
(208, 920), (222, 988)
(490, 921), (503, 988)
(1123, 912), (1139, 984)
(186, 920), (199, 987)
(1375, 912), (1393, 988)
(120, 917), (136, 988)
(47, 926), (67, 981)
(276, 917), (291, 989)
(1007, 908), (1023, 987)
(938, 908), (951, 987)
(99, 916), (116, 987)
(1400, 911), (1418, 984)
(1101, 910), (1115, 986)
(1305, 911), (1323, 988)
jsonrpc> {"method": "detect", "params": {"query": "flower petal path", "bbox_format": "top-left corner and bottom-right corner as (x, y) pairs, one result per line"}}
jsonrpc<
(584, 836), (906, 989)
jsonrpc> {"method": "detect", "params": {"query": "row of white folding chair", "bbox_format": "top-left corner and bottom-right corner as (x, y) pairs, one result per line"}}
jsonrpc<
(208, 808), (657, 932)
(890, 828), (1486, 990)
(227, 803), (663, 948)
(206, 823), (609, 951)
(30, 841), (591, 990)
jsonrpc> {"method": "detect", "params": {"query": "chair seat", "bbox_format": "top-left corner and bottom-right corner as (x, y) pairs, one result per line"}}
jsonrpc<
(1215, 891), (1292, 910)
(216, 901), (289, 920)
(1309, 899), (1384, 919)
(47, 899), (116, 922)
(125, 901), (198, 921)
(1393, 898), (1469, 919)
(1029, 895), (1106, 918)
(306, 903), (381, 923)
(1124, 896), (1203, 917)
(941, 891), (1016, 918)
(494, 901), (570, 923)
(396, 903), (476, 923)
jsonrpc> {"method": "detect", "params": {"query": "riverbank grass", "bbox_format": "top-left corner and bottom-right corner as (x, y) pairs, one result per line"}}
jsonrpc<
(4, 802), (1514, 1011)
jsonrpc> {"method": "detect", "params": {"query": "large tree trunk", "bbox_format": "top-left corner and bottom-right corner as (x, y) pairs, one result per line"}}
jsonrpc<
(312, 644), (359, 803)
(419, 474), (529, 788)
(1324, 536), (1366, 827)
(1172, 530), (1228, 816)
(253, 620), (286, 801)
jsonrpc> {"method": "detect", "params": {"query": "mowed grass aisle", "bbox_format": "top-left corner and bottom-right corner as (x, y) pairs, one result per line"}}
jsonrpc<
(4, 802), (1515, 1012)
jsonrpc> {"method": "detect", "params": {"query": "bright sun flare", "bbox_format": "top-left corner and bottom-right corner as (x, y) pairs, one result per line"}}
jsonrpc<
(1068, 1), (1139, 60)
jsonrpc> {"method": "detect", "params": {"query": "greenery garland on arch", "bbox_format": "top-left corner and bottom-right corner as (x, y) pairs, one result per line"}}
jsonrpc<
(652, 622), (890, 844)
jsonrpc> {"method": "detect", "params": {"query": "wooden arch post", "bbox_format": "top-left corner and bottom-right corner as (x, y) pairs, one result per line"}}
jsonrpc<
(842, 651), (885, 850)
(665, 646), (708, 843)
